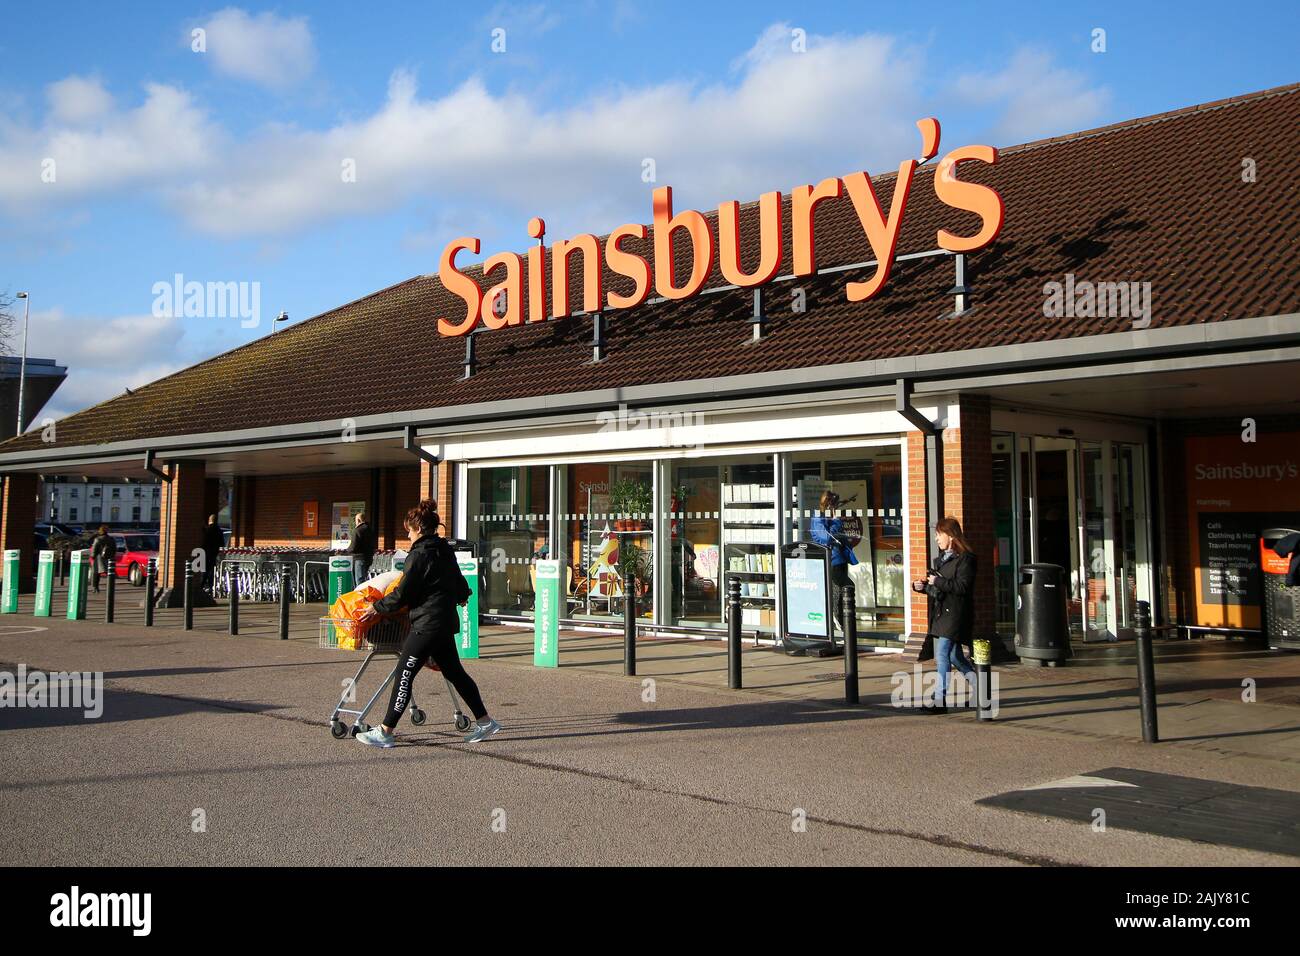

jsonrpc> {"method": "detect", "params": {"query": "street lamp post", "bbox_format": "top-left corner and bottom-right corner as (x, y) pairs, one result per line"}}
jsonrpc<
(273, 310), (289, 334)
(15, 291), (30, 436)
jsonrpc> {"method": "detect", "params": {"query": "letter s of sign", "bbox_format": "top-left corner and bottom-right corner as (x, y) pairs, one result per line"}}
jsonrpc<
(933, 145), (1005, 252)
(437, 237), (484, 336)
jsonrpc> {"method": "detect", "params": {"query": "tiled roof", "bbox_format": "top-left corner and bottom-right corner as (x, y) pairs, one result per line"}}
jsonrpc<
(5, 83), (1298, 456)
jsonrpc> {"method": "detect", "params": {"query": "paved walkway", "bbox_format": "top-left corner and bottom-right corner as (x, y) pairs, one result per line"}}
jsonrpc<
(2, 596), (1298, 865)
(10, 582), (1300, 763)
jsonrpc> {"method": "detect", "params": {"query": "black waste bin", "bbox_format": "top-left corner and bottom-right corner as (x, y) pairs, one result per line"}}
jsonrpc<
(1261, 527), (1300, 651)
(1014, 563), (1072, 666)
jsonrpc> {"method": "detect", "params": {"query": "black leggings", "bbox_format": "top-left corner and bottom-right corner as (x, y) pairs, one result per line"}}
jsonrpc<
(383, 626), (487, 728)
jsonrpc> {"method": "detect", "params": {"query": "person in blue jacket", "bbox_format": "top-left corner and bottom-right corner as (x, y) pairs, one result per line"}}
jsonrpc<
(809, 490), (858, 631)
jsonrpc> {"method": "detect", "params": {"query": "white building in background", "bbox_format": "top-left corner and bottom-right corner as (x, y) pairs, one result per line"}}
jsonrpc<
(42, 478), (162, 526)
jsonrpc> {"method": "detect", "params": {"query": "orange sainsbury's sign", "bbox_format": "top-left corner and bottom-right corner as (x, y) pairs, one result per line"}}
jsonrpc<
(436, 118), (1004, 337)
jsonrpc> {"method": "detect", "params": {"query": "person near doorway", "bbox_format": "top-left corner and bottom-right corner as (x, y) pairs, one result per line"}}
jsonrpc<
(201, 514), (224, 593)
(912, 517), (977, 714)
(810, 490), (859, 631)
(348, 512), (376, 586)
(354, 500), (500, 748)
(90, 525), (116, 593)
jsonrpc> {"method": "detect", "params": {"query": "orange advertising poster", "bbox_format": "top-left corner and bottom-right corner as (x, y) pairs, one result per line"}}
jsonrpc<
(1185, 432), (1300, 628)
(303, 500), (319, 537)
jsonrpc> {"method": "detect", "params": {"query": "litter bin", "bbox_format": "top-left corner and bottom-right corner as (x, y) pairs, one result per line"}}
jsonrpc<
(1014, 563), (1072, 666)
(1261, 527), (1300, 651)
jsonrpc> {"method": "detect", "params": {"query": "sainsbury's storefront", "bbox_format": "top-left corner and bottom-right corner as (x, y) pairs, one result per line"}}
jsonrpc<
(0, 83), (1297, 653)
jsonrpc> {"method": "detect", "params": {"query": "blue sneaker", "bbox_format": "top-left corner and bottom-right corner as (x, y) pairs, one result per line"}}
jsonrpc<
(355, 727), (395, 748)
(464, 718), (502, 743)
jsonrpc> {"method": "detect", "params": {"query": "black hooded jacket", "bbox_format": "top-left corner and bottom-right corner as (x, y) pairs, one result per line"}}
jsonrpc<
(371, 533), (465, 634)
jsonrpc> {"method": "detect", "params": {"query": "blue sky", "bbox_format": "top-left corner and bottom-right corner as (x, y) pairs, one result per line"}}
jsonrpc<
(0, 1), (1295, 420)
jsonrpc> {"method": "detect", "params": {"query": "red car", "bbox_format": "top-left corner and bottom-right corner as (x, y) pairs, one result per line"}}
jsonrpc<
(112, 533), (159, 586)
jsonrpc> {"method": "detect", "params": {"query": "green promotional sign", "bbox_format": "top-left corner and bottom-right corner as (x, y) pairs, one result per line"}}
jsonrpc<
(328, 555), (354, 605)
(1, 549), (20, 613)
(456, 557), (479, 659)
(533, 560), (560, 668)
(33, 550), (55, 617)
(66, 550), (89, 620)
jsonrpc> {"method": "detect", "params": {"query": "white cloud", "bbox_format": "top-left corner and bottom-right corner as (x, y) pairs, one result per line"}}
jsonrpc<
(0, 82), (219, 209)
(46, 75), (115, 124)
(952, 48), (1111, 143)
(24, 308), (186, 419)
(0, 28), (1110, 245)
(171, 25), (928, 239)
(198, 7), (316, 90)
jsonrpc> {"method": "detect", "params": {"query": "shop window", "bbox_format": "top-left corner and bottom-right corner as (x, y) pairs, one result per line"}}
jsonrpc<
(671, 455), (773, 633)
(468, 466), (551, 617)
(564, 461), (655, 624)
(786, 447), (906, 638)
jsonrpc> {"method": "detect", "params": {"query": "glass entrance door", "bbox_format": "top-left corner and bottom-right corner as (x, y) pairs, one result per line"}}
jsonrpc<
(1010, 433), (1153, 642)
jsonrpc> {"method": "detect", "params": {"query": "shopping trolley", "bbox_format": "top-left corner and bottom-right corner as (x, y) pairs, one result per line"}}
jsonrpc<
(320, 616), (472, 739)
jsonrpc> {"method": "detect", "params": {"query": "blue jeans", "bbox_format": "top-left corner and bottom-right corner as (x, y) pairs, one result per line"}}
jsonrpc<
(352, 557), (371, 587)
(934, 637), (975, 705)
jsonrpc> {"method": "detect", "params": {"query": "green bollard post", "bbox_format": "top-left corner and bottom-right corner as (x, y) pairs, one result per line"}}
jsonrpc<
(456, 556), (480, 659)
(66, 550), (90, 620)
(1, 549), (19, 614)
(33, 550), (55, 617)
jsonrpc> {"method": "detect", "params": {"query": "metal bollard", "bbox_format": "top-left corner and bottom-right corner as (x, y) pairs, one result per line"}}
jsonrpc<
(278, 563), (290, 640)
(144, 558), (156, 627)
(973, 638), (995, 721)
(727, 576), (742, 689)
(227, 570), (239, 636)
(183, 560), (194, 630)
(104, 564), (116, 624)
(623, 565), (636, 677)
(842, 581), (858, 704)
(1134, 600), (1159, 743)
(58, 549), (66, 586)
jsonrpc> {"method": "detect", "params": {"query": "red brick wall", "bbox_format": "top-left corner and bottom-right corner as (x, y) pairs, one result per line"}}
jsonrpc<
(158, 461), (206, 591)
(906, 395), (994, 640)
(238, 465), (423, 550)
(249, 471), (370, 547)
(953, 395), (995, 640)
(1, 474), (38, 592)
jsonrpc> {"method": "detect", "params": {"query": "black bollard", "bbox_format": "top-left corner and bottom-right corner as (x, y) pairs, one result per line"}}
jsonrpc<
(727, 576), (742, 689)
(623, 564), (636, 677)
(228, 570), (239, 636)
(104, 565), (116, 624)
(144, 558), (156, 627)
(1134, 600), (1159, 743)
(842, 581), (858, 704)
(183, 560), (194, 630)
(278, 562), (290, 640)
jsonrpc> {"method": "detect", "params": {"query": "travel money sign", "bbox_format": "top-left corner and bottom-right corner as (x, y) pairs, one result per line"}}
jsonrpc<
(435, 118), (1005, 337)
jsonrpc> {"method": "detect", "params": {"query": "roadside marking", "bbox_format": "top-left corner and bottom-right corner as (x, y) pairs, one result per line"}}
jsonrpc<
(0, 625), (49, 635)
(1021, 774), (1138, 791)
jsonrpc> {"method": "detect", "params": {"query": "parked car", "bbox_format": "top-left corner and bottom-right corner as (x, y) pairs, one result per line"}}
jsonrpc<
(36, 521), (78, 538)
(111, 533), (159, 587)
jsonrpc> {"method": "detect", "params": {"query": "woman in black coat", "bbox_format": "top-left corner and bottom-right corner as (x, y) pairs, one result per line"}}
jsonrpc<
(354, 500), (500, 748)
(911, 517), (977, 713)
